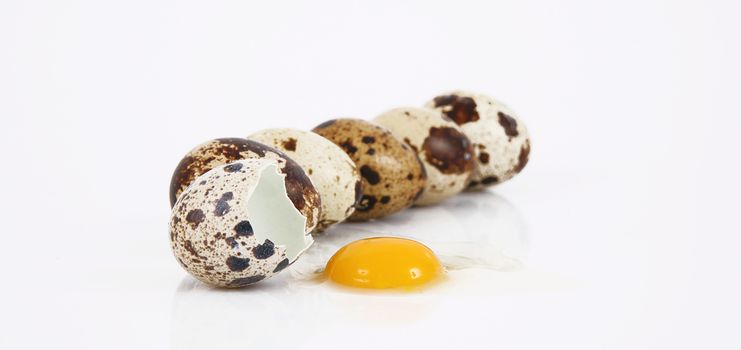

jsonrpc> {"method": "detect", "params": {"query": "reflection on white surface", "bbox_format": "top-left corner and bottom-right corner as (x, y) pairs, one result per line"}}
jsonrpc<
(170, 191), (525, 349)
(172, 276), (443, 349)
(171, 276), (324, 349)
(292, 190), (528, 278)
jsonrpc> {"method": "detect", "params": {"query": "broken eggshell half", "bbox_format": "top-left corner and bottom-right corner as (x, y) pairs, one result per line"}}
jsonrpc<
(169, 159), (315, 288)
(169, 137), (321, 232)
(248, 128), (362, 232)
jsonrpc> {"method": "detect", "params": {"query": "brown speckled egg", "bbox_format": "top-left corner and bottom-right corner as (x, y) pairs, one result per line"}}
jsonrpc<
(312, 118), (426, 221)
(374, 107), (475, 205)
(424, 91), (531, 189)
(169, 138), (321, 231)
(249, 128), (362, 232)
(170, 159), (315, 288)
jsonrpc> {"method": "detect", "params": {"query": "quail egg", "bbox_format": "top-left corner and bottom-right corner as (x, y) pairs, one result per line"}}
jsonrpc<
(425, 91), (531, 189)
(374, 107), (475, 205)
(312, 118), (426, 221)
(169, 138), (321, 231)
(248, 128), (362, 232)
(170, 159), (316, 288)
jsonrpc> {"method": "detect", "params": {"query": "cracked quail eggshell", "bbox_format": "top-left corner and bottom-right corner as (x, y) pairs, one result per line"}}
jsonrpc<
(374, 107), (475, 205)
(169, 159), (315, 288)
(312, 118), (426, 221)
(169, 137), (321, 231)
(425, 91), (531, 189)
(248, 128), (362, 232)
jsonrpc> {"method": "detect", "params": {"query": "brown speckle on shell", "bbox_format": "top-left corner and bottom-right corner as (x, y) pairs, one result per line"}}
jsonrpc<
(223, 163), (243, 173)
(339, 139), (358, 155)
(481, 176), (499, 185)
(478, 152), (490, 164)
(226, 256), (250, 272)
(422, 126), (475, 175)
(252, 240), (276, 259)
(359, 165), (380, 185)
(356, 194), (377, 212)
(273, 259), (290, 273)
(213, 192), (234, 217)
(183, 240), (204, 259)
(433, 95), (480, 124)
(312, 119), (426, 221)
(224, 237), (238, 249)
(282, 138), (297, 151)
(403, 137), (419, 153)
(497, 111), (519, 139)
(513, 140), (530, 174)
(185, 209), (205, 228)
(279, 161), (321, 230)
(234, 221), (253, 236)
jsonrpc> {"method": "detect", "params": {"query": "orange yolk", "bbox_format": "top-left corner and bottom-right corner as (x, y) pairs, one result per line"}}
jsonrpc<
(324, 237), (444, 289)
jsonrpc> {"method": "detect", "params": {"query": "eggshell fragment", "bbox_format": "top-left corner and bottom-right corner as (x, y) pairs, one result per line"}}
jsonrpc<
(249, 128), (362, 232)
(312, 118), (426, 221)
(374, 107), (475, 205)
(169, 138), (321, 231)
(425, 91), (531, 189)
(170, 159), (315, 288)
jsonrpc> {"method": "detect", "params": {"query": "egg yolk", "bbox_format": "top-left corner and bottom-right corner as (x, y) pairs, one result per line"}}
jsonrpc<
(324, 237), (444, 289)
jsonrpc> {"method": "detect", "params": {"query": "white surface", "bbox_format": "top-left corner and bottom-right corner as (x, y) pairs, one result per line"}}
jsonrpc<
(1, 0), (740, 349)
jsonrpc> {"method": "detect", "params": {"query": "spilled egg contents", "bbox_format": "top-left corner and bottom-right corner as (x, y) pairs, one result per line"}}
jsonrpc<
(324, 237), (444, 290)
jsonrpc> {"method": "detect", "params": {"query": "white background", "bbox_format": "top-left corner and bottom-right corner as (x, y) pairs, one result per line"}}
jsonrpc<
(1, 0), (740, 349)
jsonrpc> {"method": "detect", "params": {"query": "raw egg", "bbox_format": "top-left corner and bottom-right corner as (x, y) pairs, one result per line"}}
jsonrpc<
(325, 237), (444, 290)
